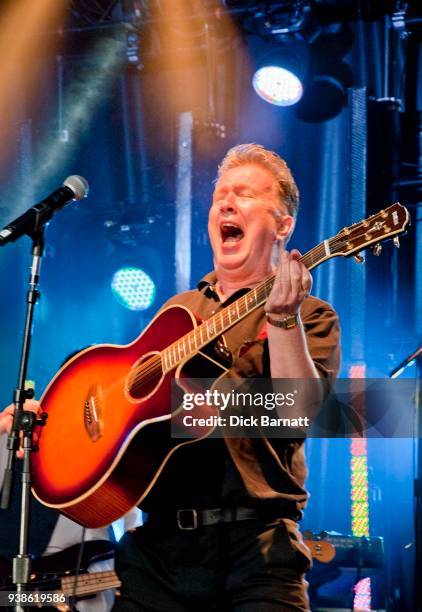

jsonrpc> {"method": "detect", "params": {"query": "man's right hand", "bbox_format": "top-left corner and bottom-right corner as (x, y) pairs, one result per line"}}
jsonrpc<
(0, 400), (41, 458)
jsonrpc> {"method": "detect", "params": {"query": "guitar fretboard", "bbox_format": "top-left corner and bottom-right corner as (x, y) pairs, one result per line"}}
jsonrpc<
(161, 244), (329, 374)
(161, 202), (409, 374)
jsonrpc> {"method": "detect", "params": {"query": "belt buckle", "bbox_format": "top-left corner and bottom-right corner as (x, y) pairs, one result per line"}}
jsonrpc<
(177, 509), (198, 530)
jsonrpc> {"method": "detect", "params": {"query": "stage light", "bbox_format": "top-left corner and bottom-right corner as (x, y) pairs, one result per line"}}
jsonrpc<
(296, 27), (353, 122)
(296, 69), (349, 122)
(252, 38), (307, 107)
(111, 267), (156, 311)
(252, 65), (303, 106)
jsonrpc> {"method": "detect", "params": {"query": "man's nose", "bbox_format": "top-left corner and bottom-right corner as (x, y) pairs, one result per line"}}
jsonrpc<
(218, 192), (237, 213)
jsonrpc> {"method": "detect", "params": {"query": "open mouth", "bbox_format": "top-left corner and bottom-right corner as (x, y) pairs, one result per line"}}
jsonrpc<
(220, 222), (244, 244)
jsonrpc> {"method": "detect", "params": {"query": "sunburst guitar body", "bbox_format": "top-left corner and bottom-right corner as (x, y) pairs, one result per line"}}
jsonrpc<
(31, 305), (229, 527)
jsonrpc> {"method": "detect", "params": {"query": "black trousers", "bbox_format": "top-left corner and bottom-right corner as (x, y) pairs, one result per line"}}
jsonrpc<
(112, 517), (311, 612)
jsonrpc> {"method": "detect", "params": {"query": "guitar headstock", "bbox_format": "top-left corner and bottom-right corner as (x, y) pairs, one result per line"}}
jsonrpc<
(329, 203), (410, 259)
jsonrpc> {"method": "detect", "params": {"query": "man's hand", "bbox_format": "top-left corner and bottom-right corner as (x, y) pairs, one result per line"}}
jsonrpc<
(265, 249), (312, 317)
(0, 400), (41, 458)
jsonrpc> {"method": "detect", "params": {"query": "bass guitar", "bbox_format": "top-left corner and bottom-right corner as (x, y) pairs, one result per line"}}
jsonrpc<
(31, 203), (410, 527)
(0, 541), (119, 609)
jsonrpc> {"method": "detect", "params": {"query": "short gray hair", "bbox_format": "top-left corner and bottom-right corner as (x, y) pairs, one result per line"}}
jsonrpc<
(216, 143), (299, 218)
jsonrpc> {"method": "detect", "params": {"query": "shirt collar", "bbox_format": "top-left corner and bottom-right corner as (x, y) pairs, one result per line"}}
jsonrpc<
(197, 271), (253, 306)
(197, 271), (217, 291)
(197, 271), (218, 299)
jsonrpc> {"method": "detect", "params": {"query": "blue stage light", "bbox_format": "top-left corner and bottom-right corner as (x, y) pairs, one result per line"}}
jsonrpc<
(252, 65), (303, 106)
(111, 267), (156, 311)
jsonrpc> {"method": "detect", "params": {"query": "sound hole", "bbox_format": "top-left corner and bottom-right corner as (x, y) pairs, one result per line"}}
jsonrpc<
(127, 353), (163, 400)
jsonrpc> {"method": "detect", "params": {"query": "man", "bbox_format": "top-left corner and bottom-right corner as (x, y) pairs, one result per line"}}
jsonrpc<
(113, 144), (340, 611)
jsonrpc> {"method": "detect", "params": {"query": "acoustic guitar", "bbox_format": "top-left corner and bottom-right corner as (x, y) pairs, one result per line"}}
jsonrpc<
(31, 203), (410, 527)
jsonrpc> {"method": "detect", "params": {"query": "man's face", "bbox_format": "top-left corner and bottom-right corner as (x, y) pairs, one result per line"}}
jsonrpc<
(208, 163), (293, 281)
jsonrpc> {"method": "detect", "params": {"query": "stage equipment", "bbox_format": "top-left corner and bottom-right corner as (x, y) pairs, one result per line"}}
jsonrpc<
(252, 39), (306, 107)
(0, 176), (88, 247)
(304, 531), (384, 569)
(306, 531), (386, 611)
(111, 266), (156, 311)
(0, 540), (118, 604)
(390, 345), (422, 610)
(296, 27), (353, 122)
(0, 176), (89, 611)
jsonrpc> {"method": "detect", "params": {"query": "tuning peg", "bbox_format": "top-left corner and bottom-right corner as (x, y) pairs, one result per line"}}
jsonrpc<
(353, 253), (365, 264)
(372, 243), (382, 256)
(393, 237), (400, 248)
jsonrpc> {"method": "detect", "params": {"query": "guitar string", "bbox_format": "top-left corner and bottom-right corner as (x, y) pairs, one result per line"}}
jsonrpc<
(8, 572), (119, 595)
(126, 229), (388, 388)
(128, 222), (393, 388)
(39, 217), (399, 462)
(29, 573), (119, 593)
(122, 209), (398, 389)
(81, 221), (393, 403)
(124, 242), (341, 390)
(61, 574), (120, 594)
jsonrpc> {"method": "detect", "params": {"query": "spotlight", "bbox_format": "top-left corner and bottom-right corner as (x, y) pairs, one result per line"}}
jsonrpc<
(111, 267), (156, 311)
(253, 65), (303, 106)
(296, 71), (348, 122)
(252, 38), (307, 107)
(296, 27), (354, 122)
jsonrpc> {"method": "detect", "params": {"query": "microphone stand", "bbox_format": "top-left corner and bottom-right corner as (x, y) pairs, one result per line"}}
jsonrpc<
(389, 345), (422, 611)
(1, 227), (48, 612)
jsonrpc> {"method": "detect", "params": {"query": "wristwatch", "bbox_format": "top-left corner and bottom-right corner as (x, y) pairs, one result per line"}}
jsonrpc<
(265, 312), (300, 329)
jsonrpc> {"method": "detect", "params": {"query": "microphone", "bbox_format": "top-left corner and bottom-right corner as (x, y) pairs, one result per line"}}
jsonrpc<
(0, 175), (89, 246)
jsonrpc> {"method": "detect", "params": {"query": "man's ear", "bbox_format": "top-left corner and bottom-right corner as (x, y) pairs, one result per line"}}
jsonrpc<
(276, 215), (295, 244)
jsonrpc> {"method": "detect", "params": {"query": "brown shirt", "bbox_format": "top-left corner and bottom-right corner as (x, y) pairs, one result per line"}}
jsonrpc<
(143, 272), (340, 517)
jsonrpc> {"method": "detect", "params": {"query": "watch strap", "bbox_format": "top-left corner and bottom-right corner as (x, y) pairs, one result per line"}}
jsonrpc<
(265, 312), (300, 329)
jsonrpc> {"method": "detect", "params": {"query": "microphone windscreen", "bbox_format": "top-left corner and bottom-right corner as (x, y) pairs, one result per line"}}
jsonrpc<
(63, 175), (89, 200)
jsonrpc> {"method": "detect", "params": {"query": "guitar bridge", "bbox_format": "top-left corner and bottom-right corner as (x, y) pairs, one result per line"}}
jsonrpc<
(84, 384), (103, 442)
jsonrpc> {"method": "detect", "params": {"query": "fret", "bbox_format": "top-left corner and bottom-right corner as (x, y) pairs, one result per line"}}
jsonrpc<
(238, 298), (244, 317)
(159, 208), (410, 375)
(247, 292), (256, 310)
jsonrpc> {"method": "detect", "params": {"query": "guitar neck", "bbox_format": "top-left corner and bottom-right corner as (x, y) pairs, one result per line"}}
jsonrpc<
(161, 242), (329, 374)
(161, 201), (409, 373)
(60, 569), (120, 598)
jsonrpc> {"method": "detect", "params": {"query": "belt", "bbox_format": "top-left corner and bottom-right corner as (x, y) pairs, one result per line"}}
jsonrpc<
(145, 507), (263, 531)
